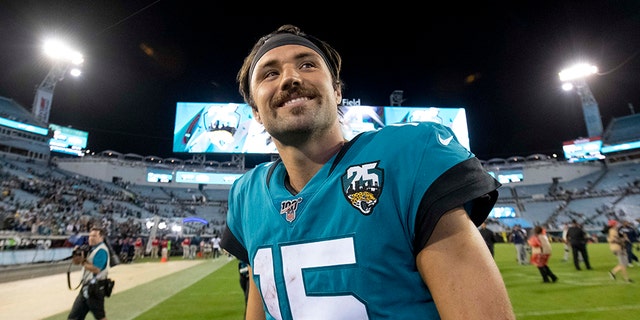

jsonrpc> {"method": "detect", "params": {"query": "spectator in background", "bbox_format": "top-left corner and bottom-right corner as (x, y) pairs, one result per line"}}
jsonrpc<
(119, 237), (133, 263)
(160, 236), (169, 261)
(201, 239), (213, 259)
(212, 234), (222, 259)
(607, 219), (632, 282)
(133, 237), (144, 260)
(619, 220), (639, 267)
(528, 226), (558, 283)
(181, 237), (190, 259)
(561, 223), (570, 262)
(238, 259), (250, 318)
(190, 234), (201, 259)
(238, 260), (250, 303)
(566, 219), (592, 271)
(509, 224), (528, 265)
(479, 222), (498, 257)
(150, 236), (160, 259)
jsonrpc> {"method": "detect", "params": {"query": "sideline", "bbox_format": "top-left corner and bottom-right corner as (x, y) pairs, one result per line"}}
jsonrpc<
(0, 258), (230, 320)
(516, 304), (640, 317)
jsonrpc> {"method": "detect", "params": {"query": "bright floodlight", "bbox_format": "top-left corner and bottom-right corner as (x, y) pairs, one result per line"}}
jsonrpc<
(69, 68), (82, 77)
(43, 39), (84, 65)
(561, 82), (574, 91)
(558, 63), (598, 82)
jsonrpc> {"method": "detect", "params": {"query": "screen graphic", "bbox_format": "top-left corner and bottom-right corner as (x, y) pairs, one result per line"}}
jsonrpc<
(173, 102), (275, 154)
(562, 137), (605, 163)
(174, 103), (470, 154)
(49, 123), (89, 157)
(383, 106), (470, 151)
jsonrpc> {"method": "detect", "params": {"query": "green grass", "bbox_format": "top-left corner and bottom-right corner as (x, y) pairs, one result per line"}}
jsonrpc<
(495, 242), (639, 319)
(46, 243), (640, 319)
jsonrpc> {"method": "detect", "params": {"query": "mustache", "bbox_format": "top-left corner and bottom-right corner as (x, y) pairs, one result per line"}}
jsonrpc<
(272, 87), (318, 107)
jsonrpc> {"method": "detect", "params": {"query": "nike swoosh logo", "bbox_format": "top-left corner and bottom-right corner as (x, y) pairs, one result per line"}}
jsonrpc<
(438, 134), (453, 146)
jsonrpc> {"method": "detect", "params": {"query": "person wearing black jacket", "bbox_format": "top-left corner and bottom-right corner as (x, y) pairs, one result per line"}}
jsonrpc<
(619, 220), (639, 266)
(479, 222), (499, 257)
(565, 220), (592, 270)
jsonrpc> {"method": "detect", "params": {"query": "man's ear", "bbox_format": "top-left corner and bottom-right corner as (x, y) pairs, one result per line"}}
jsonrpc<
(335, 88), (342, 105)
(252, 107), (262, 124)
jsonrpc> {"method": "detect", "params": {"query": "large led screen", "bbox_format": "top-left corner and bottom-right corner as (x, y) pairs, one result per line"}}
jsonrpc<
(562, 137), (605, 163)
(49, 123), (89, 157)
(339, 105), (470, 151)
(0, 116), (48, 136)
(173, 102), (275, 154)
(174, 102), (470, 154)
(383, 106), (470, 151)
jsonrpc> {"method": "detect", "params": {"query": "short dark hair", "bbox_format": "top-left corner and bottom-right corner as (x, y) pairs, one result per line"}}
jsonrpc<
(237, 24), (343, 109)
(90, 227), (105, 237)
(534, 226), (543, 234)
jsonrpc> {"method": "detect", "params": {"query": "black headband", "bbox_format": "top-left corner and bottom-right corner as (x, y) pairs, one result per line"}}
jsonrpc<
(248, 33), (334, 83)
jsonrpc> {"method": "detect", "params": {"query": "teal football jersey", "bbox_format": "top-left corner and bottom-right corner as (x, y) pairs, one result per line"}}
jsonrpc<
(223, 122), (500, 319)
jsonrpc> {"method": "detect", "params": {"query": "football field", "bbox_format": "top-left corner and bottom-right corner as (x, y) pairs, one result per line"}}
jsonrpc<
(37, 242), (639, 319)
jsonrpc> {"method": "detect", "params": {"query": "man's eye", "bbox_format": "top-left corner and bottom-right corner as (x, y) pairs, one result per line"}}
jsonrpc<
(264, 70), (278, 78)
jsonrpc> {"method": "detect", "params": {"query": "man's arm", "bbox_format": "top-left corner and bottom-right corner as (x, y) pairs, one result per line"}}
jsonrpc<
(417, 207), (515, 319)
(245, 266), (266, 320)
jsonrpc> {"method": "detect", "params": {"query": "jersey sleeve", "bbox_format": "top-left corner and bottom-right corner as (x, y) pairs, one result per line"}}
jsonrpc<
(412, 157), (500, 253)
(221, 225), (249, 262)
(400, 123), (500, 254)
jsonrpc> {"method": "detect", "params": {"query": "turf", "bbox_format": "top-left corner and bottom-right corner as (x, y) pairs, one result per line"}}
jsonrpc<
(45, 243), (639, 319)
(496, 242), (639, 319)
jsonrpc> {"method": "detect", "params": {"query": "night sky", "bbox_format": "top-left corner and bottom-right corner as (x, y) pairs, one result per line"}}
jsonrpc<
(1, 1), (639, 163)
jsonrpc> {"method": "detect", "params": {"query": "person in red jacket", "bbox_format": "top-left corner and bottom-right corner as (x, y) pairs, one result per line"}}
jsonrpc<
(160, 237), (169, 261)
(150, 237), (160, 259)
(528, 226), (558, 283)
(133, 237), (144, 260)
(181, 237), (191, 259)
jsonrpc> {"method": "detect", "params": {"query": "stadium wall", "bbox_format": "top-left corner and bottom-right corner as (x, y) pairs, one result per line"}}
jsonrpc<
(53, 158), (235, 190)
(486, 161), (604, 186)
(54, 154), (608, 189)
(520, 162), (603, 185)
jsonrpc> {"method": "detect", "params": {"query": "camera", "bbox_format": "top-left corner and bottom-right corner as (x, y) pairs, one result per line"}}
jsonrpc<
(73, 244), (91, 258)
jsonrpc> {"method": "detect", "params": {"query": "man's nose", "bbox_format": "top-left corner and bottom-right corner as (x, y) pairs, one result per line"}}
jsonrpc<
(280, 66), (302, 89)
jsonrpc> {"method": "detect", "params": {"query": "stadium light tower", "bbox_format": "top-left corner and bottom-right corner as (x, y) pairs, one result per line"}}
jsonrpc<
(559, 63), (603, 138)
(32, 39), (84, 124)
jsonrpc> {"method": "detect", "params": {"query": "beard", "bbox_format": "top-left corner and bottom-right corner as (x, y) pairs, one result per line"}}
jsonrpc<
(265, 105), (319, 145)
(266, 102), (339, 147)
(261, 85), (340, 146)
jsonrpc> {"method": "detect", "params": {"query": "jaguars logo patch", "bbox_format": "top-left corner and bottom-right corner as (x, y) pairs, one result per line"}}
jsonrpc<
(341, 162), (383, 215)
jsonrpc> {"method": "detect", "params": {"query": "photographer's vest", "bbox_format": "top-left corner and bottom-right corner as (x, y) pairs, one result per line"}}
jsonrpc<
(82, 242), (110, 285)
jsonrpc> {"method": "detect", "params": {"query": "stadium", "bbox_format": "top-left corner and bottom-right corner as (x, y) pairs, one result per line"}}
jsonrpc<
(1, 91), (640, 318)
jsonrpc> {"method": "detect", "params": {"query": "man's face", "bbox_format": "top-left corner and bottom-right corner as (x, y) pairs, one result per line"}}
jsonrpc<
(249, 45), (342, 145)
(88, 230), (103, 246)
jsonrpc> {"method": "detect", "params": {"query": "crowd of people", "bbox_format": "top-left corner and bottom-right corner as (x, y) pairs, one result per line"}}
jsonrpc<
(0, 158), (227, 250)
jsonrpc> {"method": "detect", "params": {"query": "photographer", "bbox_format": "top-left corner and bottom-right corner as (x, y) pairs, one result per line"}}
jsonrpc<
(68, 227), (110, 320)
